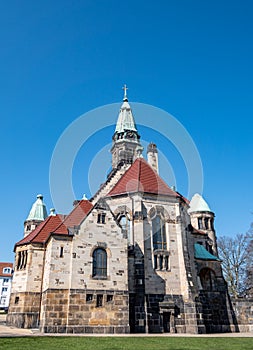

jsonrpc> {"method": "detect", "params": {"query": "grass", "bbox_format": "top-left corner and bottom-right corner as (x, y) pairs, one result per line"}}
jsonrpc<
(0, 337), (252, 350)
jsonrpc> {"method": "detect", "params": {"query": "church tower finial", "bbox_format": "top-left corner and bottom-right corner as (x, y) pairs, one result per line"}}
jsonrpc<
(111, 87), (143, 169)
(122, 84), (128, 101)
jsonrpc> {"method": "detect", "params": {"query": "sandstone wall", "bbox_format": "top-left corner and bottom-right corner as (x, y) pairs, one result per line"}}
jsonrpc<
(232, 298), (253, 333)
(6, 291), (41, 328)
(40, 288), (129, 333)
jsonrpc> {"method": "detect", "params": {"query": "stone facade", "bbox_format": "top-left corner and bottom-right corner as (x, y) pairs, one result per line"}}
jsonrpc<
(7, 291), (41, 328)
(40, 289), (129, 333)
(7, 93), (249, 333)
(231, 298), (253, 333)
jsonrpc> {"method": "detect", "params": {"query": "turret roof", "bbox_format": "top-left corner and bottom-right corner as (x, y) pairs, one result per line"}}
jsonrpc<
(188, 193), (211, 213)
(26, 194), (48, 221)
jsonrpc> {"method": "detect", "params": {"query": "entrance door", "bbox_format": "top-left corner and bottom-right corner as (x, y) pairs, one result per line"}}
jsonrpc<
(163, 312), (171, 332)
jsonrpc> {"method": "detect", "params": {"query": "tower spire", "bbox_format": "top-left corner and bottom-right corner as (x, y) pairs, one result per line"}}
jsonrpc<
(122, 84), (128, 101)
(111, 86), (143, 169)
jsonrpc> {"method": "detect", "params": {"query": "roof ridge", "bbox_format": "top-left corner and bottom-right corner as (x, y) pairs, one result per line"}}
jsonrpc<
(52, 199), (86, 232)
(52, 199), (93, 235)
(90, 171), (114, 201)
(90, 165), (125, 202)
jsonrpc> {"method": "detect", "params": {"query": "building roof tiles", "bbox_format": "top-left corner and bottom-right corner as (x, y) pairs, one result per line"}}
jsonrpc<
(15, 200), (93, 247)
(53, 200), (93, 234)
(108, 158), (178, 197)
(16, 215), (64, 246)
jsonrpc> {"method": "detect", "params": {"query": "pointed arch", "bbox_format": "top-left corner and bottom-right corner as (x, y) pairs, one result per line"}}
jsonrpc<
(152, 215), (167, 250)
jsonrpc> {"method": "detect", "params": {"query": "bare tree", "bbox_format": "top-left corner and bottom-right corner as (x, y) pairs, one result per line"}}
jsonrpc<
(244, 228), (253, 297)
(218, 233), (248, 298)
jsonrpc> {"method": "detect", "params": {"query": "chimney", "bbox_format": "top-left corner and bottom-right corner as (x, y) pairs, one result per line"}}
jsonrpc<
(147, 143), (159, 173)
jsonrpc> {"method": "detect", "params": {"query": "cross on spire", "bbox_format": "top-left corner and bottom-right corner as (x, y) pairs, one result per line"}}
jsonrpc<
(122, 84), (128, 101)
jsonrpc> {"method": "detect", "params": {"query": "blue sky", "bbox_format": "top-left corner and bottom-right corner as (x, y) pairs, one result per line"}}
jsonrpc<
(1, 0), (253, 262)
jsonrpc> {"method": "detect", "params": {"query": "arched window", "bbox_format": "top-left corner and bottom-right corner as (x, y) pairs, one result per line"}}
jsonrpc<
(204, 217), (209, 230)
(199, 268), (216, 291)
(198, 217), (203, 230)
(119, 215), (131, 243)
(16, 251), (28, 270)
(152, 215), (167, 250)
(92, 248), (107, 278)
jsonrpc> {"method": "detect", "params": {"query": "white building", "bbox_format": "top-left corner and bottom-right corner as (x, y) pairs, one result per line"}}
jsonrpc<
(0, 262), (13, 311)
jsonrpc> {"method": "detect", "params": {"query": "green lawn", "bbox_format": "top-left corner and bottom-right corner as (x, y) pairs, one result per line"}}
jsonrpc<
(0, 337), (252, 350)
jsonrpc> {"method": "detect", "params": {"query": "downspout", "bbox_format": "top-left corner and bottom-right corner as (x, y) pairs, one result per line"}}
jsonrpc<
(131, 194), (135, 246)
(145, 295), (149, 334)
(38, 241), (47, 330)
(66, 230), (75, 333)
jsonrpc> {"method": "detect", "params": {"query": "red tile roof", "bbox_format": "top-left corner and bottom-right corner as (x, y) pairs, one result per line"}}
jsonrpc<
(108, 158), (179, 197)
(16, 214), (64, 246)
(53, 200), (93, 234)
(0, 262), (13, 277)
(15, 200), (93, 247)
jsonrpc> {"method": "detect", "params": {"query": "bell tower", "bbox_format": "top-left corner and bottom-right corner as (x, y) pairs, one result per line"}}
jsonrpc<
(24, 194), (48, 237)
(188, 193), (218, 255)
(111, 85), (143, 169)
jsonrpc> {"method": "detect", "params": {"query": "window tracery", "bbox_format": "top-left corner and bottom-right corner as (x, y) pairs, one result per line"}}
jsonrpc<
(151, 212), (169, 271)
(152, 215), (167, 250)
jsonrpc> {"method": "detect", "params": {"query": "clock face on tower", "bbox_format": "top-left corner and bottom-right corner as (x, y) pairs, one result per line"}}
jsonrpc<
(126, 131), (135, 139)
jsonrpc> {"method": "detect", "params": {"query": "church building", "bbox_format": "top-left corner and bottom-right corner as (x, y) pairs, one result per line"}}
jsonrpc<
(7, 89), (236, 334)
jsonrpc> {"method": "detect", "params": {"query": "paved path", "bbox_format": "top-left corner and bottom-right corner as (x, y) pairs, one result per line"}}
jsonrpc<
(0, 314), (34, 337)
(0, 314), (252, 337)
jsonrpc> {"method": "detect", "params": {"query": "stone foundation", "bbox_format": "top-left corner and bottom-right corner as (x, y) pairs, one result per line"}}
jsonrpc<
(130, 293), (200, 334)
(43, 325), (129, 333)
(6, 292), (41, 328)
(232, 298), (253, 333)
(8, 289), (250, 334)
(197, 291), (238, 333)
(40, 288), (130, 333)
